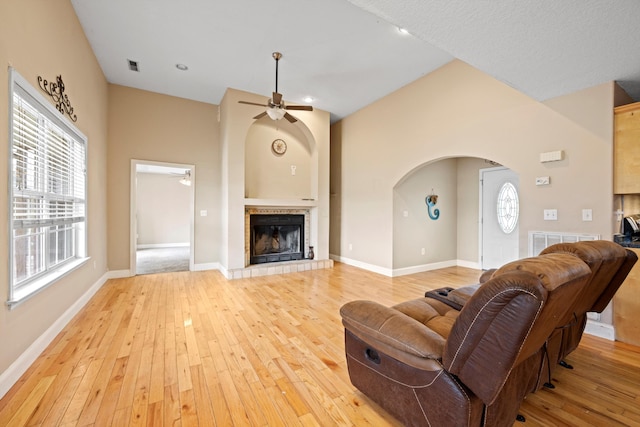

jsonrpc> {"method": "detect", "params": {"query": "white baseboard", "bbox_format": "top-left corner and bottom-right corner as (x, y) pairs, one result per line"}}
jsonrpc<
(584, 319), (615, 341)
(391, 260), (458, 277)
(107, 264), (219, 278)
(194, 262), (220, 272)
(456, 259), (482, 270)
(329, 255), (393, 277)
(136, 243), (189, 249)
(329, 255), (482, 278)
(107, 269), (132, 279)
(0, 271), (110, 400)
(218, 265), (230, 279)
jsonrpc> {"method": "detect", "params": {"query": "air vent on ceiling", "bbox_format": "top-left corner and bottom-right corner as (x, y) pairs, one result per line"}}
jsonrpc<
(127, 59), (139, 72)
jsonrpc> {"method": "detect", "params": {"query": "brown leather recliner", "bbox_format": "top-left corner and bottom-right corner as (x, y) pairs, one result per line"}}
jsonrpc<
(430, 240), (636, 380)
(538, 241), (637, 369)
(340, 253), (592, 427)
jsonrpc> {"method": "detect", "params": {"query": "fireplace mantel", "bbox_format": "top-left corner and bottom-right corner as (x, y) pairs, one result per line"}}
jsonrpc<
(244, 198), (317, 208)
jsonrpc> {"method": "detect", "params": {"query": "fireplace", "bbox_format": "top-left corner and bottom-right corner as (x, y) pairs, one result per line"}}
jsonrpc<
(249, 214), (305, 264)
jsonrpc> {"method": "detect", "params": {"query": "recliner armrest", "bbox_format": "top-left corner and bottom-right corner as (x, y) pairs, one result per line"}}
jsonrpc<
(479, 269), (496, 283)
(340, 300), (446, 367)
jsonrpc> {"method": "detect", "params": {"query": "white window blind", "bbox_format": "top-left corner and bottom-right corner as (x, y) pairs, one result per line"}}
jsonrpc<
(8, 69), (87, 305)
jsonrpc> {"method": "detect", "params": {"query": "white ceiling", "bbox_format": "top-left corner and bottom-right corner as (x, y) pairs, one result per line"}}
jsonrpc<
(71, 0), (640, 123)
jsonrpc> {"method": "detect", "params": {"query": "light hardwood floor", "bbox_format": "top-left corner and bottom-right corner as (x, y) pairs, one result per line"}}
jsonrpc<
(1, 263), (639, 426)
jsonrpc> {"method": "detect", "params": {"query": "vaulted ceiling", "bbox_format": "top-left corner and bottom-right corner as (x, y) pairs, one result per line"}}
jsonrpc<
(71, 0), (640, 123)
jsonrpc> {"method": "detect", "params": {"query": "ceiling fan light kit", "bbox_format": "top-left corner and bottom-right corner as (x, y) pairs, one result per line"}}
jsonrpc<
(179, 170), (191, 186)
(238, 52), (313, 123)
(266, 106), (286, 120)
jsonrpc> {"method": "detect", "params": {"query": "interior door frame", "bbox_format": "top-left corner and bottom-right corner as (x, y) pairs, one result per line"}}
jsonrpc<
(130, 159), (196, 275)
(478, 166), (519, 270)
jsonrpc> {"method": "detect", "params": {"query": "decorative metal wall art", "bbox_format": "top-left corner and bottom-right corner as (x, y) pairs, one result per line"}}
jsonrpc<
(37, 75), (77, 122)
(425, 191), (440, 220)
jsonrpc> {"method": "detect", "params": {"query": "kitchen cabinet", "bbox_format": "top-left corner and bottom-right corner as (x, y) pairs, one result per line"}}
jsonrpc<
(614, 247), (640, 345)
(614, 102), (640, 194)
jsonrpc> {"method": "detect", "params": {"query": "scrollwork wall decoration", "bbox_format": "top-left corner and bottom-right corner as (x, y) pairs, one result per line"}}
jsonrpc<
(37, 75), (77, 122)
(425, 194), (440, 220)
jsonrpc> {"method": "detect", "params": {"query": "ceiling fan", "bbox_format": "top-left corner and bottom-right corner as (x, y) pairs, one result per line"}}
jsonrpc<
(239, 52), (313, 123)
(165, 169), (192, 186)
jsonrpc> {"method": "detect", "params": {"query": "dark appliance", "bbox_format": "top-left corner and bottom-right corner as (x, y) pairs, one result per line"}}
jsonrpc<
(622, 214), (640, 240)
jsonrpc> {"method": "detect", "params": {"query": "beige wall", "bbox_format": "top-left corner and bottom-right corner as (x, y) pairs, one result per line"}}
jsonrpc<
(136, 173), (191, 246)
(107, 85), (220, 270)
(245, 120), (313, 199)
(456, 157), (492, 263)
(0, 0), (108, 376)
(330, 60), (616, 271)
(393, 159), (458, 268)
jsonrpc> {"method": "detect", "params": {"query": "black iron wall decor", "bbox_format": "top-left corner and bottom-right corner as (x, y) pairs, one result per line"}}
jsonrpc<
(37, 75), (77, 122)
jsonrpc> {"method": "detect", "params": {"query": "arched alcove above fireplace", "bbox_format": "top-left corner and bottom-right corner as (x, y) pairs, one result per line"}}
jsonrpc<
(244, 117), (315, 200)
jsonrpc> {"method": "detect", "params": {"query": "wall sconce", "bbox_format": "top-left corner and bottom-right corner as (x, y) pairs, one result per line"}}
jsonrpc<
(425, 190), (440, 220)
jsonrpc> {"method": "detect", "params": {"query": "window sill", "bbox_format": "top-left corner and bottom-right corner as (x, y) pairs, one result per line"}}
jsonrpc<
(7, 257), (90, 309)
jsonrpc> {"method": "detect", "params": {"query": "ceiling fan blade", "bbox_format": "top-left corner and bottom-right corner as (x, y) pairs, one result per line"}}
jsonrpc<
(284, 112), (298, 123)
(285, 105), (313, 111)
(253, 112), (268, 120)
(239, 100), (268, 107)
(272, 92), (283, 105)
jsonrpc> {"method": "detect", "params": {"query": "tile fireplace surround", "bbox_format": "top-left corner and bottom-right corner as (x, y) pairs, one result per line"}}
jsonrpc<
(227, 258), (334, 280)
(226, 206), (332, 279)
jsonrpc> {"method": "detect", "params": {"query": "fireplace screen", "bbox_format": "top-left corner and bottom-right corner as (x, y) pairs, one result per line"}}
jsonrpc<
(250, 214), (304, 264)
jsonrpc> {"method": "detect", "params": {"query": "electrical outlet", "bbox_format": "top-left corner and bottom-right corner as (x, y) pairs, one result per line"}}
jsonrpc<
(582, 209), (593, 221)
(291, 165), (296, 175)
(421, 248), (425, 255)
(348, 243), (353, 251)
(544, 209), (557, 220)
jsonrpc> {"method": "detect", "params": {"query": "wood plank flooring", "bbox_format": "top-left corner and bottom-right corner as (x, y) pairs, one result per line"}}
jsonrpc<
(1, 263), (639, 426)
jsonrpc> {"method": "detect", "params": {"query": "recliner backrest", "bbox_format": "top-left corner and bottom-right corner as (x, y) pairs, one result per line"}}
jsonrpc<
(442, 253), (591, 405)
(540, 240), (635, 314)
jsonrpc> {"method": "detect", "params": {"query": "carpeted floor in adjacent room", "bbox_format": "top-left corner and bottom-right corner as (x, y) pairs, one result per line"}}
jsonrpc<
(136, 246), (189, 275)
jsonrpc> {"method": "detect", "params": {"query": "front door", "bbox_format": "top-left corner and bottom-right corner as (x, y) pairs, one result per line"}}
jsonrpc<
(481, 167), (520, 270)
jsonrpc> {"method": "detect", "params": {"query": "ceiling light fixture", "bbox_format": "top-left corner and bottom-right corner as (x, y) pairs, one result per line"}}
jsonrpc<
(303, 96), (314, 103)
(266, 106), (286, 120)
(398, 27), (410, 35)
(176, 63), (189, 71)
(179, 170), (192, 186)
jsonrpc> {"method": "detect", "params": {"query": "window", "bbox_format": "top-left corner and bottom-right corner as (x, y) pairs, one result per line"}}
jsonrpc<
(8, 69), (87, 305)
(496, 182), (519, 234)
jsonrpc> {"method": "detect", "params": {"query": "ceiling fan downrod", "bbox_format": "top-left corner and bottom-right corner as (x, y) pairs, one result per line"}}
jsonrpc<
(273, 52), (282, 97)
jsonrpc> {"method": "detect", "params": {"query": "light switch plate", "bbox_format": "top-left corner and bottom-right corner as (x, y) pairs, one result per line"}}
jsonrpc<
(535, 176), (550, 186)
(544, 209), (557, 220)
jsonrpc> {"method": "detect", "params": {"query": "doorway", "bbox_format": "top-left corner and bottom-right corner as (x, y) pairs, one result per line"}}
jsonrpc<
(480, 167), (520, 269)
(130, 160), (195, 274)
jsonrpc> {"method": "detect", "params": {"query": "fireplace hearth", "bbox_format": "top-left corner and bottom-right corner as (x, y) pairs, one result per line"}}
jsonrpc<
(250, 214), (305, 264)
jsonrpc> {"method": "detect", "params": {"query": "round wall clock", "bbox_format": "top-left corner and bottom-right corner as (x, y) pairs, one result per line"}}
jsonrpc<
(272, 138), (287, 155)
